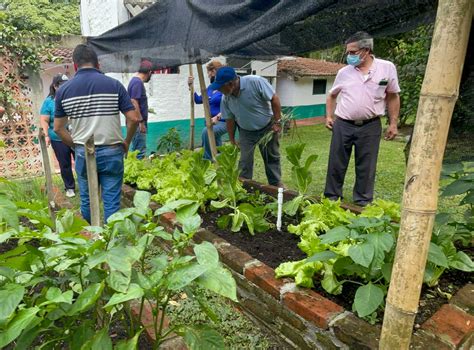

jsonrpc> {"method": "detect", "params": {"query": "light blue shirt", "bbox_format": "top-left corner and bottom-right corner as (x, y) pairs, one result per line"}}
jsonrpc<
(221, 75), (275, 131)
(40, 96), (61, 141)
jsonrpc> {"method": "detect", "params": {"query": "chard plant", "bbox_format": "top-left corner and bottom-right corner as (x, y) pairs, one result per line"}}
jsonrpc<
(283, 143), (318, 216)
(0, 191), (236, 349)
(211, 144), (272, 235)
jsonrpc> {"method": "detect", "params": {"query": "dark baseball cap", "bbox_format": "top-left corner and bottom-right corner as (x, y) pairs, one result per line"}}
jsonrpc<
(53, 74), (69, 85)
(209, 66), (237, 90)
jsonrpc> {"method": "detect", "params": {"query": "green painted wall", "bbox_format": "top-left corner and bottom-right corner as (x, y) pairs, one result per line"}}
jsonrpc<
(124, 103), (326, 154)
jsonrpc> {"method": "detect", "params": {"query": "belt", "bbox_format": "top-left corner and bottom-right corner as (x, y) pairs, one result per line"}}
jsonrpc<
(338, 116), (380, 126)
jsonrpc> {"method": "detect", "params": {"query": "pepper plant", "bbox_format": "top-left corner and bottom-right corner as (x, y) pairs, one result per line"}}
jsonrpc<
(0, 191), (236, 349)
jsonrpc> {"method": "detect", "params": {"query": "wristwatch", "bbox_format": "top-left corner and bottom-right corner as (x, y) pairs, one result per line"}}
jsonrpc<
(273, 120), (282, 125)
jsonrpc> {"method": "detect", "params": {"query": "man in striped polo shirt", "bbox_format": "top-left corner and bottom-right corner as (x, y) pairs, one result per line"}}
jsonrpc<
(54, 44), (140, 223)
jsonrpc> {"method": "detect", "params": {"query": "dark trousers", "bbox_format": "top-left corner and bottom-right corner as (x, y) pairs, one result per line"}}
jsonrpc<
(239, 125), (281, 186)
(51, 140), (75, 190)
(324, 118), (382, 204)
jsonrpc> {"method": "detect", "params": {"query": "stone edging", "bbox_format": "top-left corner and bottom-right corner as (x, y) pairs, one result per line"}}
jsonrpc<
(122, 182), (474, 349)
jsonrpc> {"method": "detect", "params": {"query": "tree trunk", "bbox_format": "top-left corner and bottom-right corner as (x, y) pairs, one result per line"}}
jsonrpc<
(196, 63), (217, 160)
(189, 64), (195, 150)
(380, 1), (473, 348)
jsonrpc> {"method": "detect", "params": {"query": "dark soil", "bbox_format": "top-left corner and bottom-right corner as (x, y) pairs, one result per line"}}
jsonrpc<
(201, 208), (474, 326)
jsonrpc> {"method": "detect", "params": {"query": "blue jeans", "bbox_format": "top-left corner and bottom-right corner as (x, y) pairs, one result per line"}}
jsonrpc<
(130, 128), (147, 159)
(202, 121), (227, 160)
(75, 144), (125, 224)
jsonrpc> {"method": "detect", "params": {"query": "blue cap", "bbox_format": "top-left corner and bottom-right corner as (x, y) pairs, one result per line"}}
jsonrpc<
(209, 66), (237, 90)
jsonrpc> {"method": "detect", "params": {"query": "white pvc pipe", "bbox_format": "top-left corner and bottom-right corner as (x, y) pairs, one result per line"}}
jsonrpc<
(276, 187), (283, 231)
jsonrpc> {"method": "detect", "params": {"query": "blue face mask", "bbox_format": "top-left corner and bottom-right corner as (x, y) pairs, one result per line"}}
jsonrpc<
(346, 54), (362, 66)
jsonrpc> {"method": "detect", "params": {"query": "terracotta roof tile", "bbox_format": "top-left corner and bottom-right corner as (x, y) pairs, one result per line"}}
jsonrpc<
(278, 57), (345, 77)
(41, 48), (73, 63)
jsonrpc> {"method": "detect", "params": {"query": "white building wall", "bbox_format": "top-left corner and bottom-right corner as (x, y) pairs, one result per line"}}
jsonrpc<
(80, 0), (129, 37)
(276, 74), (335, 107)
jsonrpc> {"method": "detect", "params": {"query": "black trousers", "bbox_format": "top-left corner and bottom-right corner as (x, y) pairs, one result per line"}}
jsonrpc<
(324, 118), (382, 204)
(51, 140), (75, 190)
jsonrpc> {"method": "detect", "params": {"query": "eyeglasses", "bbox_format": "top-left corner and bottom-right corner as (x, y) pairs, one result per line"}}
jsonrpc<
(346, 48), (366, 55)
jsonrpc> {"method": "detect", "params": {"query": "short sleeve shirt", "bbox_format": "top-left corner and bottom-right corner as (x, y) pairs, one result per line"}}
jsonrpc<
(330, 58), (400, 120)
(55, 68), (134, 145)
(127, 77), (148, 122)
(40, 96), (61, 141)
(220, 75), (275, 131)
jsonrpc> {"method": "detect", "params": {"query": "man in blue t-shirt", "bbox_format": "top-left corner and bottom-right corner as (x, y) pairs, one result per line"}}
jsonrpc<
(128, 61), (153, 159)
(211, 67), (283, 186)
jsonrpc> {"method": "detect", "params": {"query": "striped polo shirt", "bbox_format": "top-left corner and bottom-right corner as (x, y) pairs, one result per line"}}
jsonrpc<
(55, 68), (134, 145)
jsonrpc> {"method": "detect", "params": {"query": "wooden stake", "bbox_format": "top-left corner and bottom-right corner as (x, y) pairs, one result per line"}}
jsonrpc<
(380, 1), (473, 348)
(84, 136), (101, 227)
(189, 64), (196, 150)
(38, 128), (56, 224)
(196, 63), (217, 160)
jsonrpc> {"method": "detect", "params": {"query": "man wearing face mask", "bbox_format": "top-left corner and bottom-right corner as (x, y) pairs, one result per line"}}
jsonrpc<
(324, 31), (400, 206)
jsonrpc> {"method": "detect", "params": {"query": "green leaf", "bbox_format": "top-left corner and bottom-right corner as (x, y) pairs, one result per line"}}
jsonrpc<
(230, 212), (244, 232)
(155, 199), (197, 215)
(427, 242), (449, 268)
(0, 283), (25, 322)
(449, 251), (474, 272)
(151, 227), (172, 241)
(381, 263), (393, 283)
(321, 263), (342, 295)
(182, 214), (202, 234)
(115, 330), (143, 350)
(196, 266), (237, 301)
(180, 325), (225, 350)
(133, 190), (151, 211)
(70, 322), (95, 350)
(167, 263), (208, 291)
(210, 199), (230, 210)
(283, 196), (303, 216)
(320, 226), (350, 244)
(107, 270), (131, 293)
(81, 327), (112, 350)
(216, 215), (231, 230)
(0, 196), (18, 229)
(306, 250), (337, 263)
(68, 282), (104, 316)
(194, 241), (219, 267)
(348, 243), (375, 268)
(442, 179), (472, 197)
(353, 283), (384, 318)
(41, 288), (73, 305)
(0, 307), (39, 348)
(103, 284), (144, 311)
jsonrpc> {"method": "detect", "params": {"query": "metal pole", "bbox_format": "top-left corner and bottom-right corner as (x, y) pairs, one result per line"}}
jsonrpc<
(84, 135), (101, 227)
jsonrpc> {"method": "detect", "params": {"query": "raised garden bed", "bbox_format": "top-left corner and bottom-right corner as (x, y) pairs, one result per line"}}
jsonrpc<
(122, 181), (474, 349)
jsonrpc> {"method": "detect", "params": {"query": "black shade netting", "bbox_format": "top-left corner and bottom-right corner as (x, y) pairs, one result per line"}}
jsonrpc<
(87, 0), (437, 73)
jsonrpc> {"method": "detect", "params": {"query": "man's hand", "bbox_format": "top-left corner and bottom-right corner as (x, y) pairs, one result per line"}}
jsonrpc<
(188, 76), (194, 87)
(123, 141), (130, 153)
(325, 116), (334, 130)
(272, 123), (282, 133)
(230, 138), (239, 148)
(211, 116), (219, 124)
(384, 124), (398, 140)
(45, 135), (50, 146)
(139, 122), (147, 133)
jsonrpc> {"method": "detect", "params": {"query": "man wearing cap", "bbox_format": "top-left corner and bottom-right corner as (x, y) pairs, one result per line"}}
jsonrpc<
(54, 44), (139, 223)
(128, 61), (153, 159)
(212, 67), (282, 187)
(325, 31), (400, 206)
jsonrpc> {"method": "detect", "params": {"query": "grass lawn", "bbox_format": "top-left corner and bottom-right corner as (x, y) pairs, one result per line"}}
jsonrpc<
(252, 123), (472, 219)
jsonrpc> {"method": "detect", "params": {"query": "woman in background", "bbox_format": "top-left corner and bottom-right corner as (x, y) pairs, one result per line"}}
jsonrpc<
(188, 60), (227, 160)
(39, 74), (76, 197)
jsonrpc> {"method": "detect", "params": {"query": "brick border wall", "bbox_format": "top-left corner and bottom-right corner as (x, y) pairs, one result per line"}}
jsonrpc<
(122, 182), (474, 349)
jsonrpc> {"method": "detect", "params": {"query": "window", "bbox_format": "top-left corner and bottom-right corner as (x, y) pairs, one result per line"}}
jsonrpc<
(312, 79), (327, 95)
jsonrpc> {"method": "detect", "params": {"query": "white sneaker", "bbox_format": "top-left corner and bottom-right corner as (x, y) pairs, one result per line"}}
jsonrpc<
(65, 189), (76, 198)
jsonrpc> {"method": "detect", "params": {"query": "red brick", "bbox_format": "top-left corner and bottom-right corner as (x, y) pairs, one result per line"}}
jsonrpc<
(130, 300), (169, 341)
(217, 244), (254, 274)
(450, 283), (474, 314)
(283, 291), (344, 329)
(194, 228), (228, 246)
(122, 184), (136, 200)
(159, 211), (176, 226)
(421, 304), (474, 347)
(244, 263), (285, 300)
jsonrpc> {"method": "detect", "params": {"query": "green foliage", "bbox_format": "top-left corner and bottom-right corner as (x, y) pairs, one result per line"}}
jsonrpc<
(156, 127), (183, 154)
(277, 197), (473, 320)
(0, 191), (237, 349)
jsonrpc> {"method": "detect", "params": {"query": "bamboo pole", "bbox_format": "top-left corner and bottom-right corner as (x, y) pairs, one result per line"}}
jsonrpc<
(189, 64), (196, 150)
(84, 136), (101, 227)
(380, 1), (473, 348)
(196, 63), (218, 160)
(38, 128), (56, 224)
